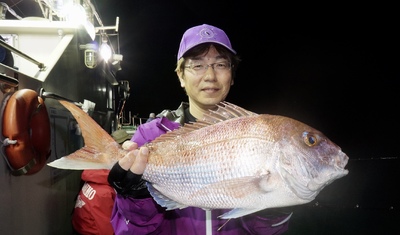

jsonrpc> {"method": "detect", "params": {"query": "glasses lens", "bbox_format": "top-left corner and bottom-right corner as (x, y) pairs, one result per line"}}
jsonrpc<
(185, 61), (231, 75)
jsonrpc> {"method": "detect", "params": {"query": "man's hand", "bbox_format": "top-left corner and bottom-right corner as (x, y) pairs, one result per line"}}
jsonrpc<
(118, 141), (149, 173)
(107, 141), (151, 198)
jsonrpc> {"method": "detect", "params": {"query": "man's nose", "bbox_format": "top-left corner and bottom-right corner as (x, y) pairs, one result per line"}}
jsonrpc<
(203, 66), (217, 80)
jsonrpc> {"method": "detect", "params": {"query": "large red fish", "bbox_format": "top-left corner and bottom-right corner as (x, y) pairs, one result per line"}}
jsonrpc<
(48, 101), (349, 219)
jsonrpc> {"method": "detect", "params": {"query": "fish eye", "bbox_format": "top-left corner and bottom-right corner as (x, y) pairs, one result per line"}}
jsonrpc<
(303, 132), (318, 147)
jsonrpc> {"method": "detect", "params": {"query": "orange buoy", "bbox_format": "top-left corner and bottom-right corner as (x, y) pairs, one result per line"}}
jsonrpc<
(1, 89), (51, 175)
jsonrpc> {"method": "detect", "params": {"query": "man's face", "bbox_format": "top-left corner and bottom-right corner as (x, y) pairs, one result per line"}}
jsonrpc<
(179, 45), (233, 111)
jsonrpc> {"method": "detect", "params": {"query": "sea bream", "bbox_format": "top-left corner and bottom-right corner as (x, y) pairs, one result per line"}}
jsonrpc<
(48, 100), (349, 219)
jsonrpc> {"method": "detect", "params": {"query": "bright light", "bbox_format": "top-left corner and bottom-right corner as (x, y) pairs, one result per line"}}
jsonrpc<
(65, 4), (86, 23)
(52, 0), (74, 18)
(99, 42), (112, 62)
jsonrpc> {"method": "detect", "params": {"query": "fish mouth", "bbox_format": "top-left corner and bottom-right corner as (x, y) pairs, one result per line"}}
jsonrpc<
(335, 150), (349, 169)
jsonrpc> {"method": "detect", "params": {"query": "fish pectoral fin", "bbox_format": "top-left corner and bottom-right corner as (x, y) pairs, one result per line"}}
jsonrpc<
(218, 208), (265, 219)
(147, 183), (188, 210)
(195, 176), (271, 199)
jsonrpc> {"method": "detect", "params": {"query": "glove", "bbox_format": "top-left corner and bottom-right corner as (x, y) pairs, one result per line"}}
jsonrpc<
(108, 161), (151, 199)
(107, 118), (178, 198)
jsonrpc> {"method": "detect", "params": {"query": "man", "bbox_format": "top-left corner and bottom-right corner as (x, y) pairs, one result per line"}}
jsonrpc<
(108, 24), (291, 234)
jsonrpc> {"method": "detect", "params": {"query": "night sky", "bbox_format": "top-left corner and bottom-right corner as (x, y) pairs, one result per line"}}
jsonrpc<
(104, 2), (399, 160)
(5, 1), (399, 160)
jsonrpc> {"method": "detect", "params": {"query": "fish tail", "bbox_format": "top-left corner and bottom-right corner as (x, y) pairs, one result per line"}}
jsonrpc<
(47, 100), (121, 170)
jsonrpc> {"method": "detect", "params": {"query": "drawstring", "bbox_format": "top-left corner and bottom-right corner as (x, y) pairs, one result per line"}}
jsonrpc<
(206, 210), (212, 235)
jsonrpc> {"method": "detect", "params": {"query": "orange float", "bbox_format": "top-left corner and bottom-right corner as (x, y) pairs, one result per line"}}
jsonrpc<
(1, 89), (51, 175)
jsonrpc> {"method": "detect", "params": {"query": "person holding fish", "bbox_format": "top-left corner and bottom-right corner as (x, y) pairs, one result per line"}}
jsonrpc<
(107, 24), (292, 234)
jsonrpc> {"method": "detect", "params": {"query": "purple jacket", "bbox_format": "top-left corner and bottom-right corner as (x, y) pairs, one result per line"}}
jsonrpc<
(110, 115), (290, 234)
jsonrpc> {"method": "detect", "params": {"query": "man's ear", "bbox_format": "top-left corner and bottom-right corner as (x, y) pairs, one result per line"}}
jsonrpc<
(177, 71), (185, 88)
(231, 79), (234, 86)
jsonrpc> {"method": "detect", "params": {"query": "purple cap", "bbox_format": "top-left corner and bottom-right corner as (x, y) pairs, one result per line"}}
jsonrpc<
(177, 24), (236, 61)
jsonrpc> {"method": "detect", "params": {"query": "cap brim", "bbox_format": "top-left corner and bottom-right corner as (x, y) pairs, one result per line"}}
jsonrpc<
(181, 41), (236, 60)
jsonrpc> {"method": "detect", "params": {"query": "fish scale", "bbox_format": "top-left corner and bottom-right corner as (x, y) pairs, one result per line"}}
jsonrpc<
(145, 134), (279, 209)
(48, 100), (349, 219)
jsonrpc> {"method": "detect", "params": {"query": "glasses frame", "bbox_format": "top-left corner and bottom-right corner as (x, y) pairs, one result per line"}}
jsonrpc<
(184, 61), (232, 75)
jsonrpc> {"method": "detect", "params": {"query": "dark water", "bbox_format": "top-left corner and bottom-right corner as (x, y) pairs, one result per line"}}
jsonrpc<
(285, 158), (399, 234)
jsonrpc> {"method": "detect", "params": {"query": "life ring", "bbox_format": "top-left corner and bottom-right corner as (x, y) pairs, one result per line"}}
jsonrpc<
(1, 89), (51, 175)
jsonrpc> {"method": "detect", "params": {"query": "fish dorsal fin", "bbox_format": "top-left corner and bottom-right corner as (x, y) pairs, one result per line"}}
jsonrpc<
(202, 101), (257, 124)
(152, 102), (257, 143)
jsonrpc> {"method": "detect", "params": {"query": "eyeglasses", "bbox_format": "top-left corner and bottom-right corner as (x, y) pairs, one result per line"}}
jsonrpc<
(184, 61), (232, 75)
